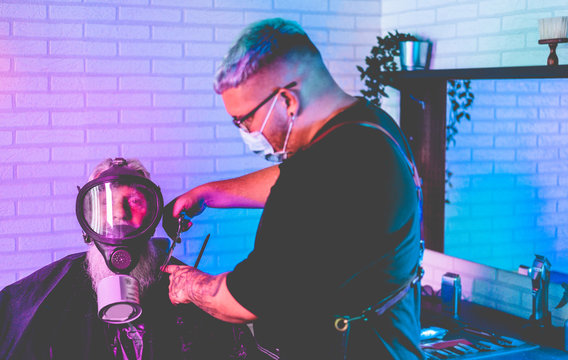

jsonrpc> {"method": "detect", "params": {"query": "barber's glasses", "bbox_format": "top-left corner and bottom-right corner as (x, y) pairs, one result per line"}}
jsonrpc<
(231, 81), (297, 131)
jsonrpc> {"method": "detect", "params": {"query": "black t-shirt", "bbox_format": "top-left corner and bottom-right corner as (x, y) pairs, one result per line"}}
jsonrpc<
(226, 99), (423, 359)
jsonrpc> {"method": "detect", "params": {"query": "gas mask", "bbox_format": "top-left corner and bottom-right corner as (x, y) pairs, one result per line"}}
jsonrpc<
(76, 158), (163, 324)
(239, 95), (295, 162)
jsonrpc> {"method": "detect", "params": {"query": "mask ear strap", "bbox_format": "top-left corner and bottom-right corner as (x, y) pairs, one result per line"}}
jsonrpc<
(281, 113), (296, 152)
(259, 93), (280, 133)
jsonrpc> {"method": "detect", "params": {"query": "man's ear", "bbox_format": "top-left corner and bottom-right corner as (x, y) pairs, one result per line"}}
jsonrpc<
(279, 88), (300, 118)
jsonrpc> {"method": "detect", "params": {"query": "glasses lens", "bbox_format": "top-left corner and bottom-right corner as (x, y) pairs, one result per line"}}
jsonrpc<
(82, 181), (158, 239)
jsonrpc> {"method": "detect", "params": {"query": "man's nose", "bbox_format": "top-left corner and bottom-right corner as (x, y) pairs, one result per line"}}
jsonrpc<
(113, 199), (132, 220)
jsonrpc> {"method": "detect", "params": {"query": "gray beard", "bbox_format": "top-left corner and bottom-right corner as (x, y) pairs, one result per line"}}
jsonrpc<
(85, 240), (163, 298)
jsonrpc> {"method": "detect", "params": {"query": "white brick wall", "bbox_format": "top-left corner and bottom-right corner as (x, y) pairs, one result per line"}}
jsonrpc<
(446, 79), (568, 276)
(3, 0), (566, 327)
(0, 0), (381, 288)
(381, 0), (568, 70)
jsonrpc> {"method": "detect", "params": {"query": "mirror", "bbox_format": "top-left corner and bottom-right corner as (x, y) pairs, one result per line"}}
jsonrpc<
(444, 78), (568, 276)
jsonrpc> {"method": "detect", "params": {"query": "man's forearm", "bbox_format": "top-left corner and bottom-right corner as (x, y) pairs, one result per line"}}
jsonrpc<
(202, 165), (279, 209)
(169, 267), (225, 316)
(167, 266), (257, 323)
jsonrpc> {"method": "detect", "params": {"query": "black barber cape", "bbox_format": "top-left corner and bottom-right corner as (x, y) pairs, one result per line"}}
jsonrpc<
(227, 99), (424, 360)
(0, 251), (259, 360)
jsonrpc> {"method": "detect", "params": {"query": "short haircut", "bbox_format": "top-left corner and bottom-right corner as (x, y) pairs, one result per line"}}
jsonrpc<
(88, 158), (150, 181)
(214, 18), (320, 94)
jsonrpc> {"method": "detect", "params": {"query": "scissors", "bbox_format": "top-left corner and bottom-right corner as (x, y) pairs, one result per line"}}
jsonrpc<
(160, 214), (192, 272)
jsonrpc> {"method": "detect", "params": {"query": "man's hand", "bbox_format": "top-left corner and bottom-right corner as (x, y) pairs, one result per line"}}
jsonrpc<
(162, 265), (257, 323)
(163, 265), (215, 305)
(162, 190), (205, 240)
(172, 190), (207, 219)
(163, 264), (191, 305)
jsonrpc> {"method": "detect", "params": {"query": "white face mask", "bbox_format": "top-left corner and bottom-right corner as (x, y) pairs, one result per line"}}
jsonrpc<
(239, 94), (295, 162)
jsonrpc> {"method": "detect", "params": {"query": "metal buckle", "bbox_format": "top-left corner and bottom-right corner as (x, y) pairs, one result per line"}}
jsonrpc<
(334, 317), (350, 332)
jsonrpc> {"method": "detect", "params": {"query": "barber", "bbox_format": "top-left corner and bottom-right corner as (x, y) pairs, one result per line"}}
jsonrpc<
(163, 18), (424, 360)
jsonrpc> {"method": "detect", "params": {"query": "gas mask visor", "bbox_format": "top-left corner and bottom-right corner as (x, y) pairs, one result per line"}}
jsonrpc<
(76, 161), (163, 324)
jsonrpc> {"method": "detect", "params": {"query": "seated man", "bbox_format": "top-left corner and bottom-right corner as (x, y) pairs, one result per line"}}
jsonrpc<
(0, 158), (259, 360)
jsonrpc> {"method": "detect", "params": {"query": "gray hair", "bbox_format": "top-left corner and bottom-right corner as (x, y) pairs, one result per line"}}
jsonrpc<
(213, 18), (320, 94)
(85, 236), (163, 296)
(88, 158), (150, 181)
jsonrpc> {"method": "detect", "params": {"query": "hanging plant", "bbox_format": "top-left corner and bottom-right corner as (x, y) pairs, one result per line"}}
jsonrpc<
(357, 31), (418, 107)
(447, 79), (474, 149)
(445, 79), (474, 201)
(357, 31), (475, 203)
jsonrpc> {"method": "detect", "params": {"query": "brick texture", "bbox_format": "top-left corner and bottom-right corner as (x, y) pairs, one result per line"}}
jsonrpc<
(2, 2), (567, 336)
(0, 0), (380, 290)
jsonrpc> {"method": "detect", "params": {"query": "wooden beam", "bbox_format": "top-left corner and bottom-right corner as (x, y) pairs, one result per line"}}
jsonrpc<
(399, 78), (447, 252)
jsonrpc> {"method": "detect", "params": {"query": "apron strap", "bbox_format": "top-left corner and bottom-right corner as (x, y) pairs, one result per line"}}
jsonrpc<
(320, 122), (424, 359)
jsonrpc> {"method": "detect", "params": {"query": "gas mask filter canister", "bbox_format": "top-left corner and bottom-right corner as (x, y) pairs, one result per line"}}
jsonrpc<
(97, 274), (142, 324)
(76, 158), (163, 324)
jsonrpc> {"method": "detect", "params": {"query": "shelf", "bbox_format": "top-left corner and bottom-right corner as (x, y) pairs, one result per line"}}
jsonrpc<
(392, 65), (568, 82)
